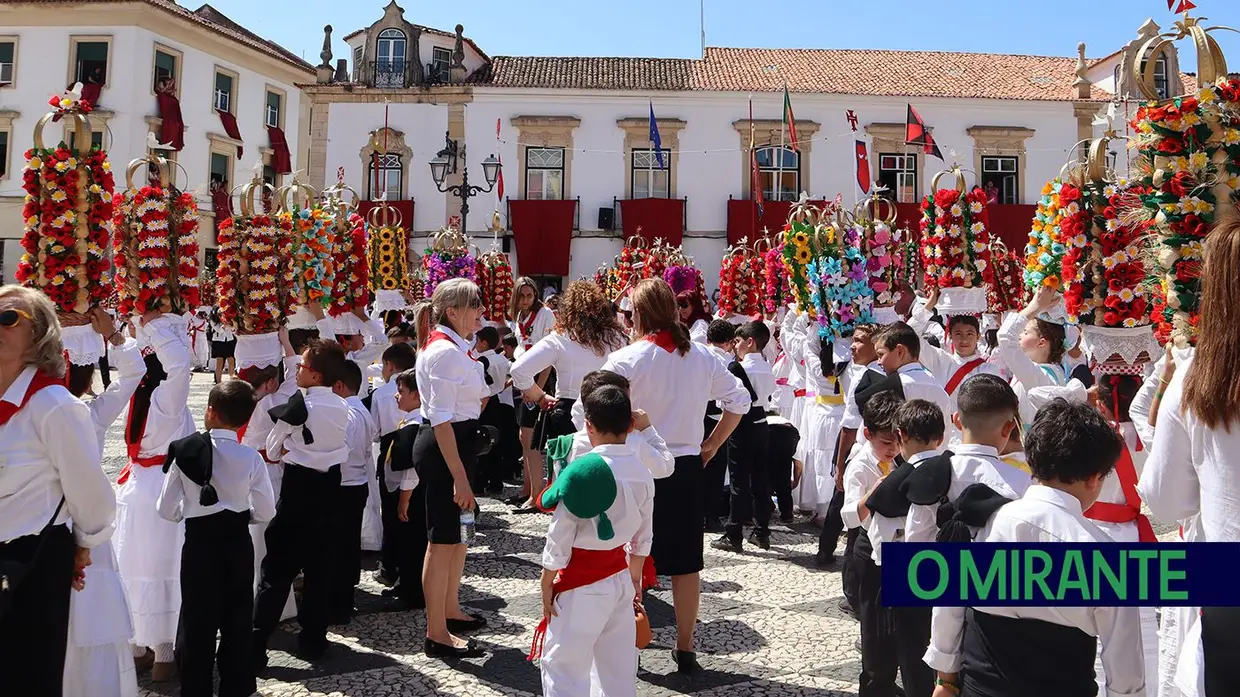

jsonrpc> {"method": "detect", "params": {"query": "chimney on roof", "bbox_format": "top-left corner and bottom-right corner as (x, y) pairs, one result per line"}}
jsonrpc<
(334, 59), (349, 83)
(316, 25), (334, 84)
(1074, 42), (1090, 99)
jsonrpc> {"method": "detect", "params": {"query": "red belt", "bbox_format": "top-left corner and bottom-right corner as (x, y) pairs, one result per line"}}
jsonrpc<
(775, 378), (789, 386)
(117, 455), (165, 485)
(793, 389), (807, 398)
(1085, 446), (1156, 543)
(528, 546), (628, 660)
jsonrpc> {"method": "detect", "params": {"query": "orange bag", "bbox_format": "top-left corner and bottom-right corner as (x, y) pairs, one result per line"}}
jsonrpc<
(635, 604), (652, 649)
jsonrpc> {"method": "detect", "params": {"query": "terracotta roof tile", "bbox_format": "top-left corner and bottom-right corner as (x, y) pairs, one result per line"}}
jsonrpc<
(470, 56), (696, 91)
(5, 0), (313, 73)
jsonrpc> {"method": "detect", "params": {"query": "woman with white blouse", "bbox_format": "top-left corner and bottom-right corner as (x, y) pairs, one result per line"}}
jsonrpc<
(0, 286), (116, 697)
(601, 278), (750, 675)
(508, 277), (556, 504)
(992, 286), (1078, 427)
(510, 281), (627, 509)
(1141, 219), (1240, 697)
(414, 279), (490, 660)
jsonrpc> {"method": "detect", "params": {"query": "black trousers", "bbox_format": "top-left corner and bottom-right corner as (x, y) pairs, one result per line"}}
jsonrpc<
(98, 347), (111, 388)
(330, 484), (368, 622)
(375, 439), (398, 576)
(841, 527), (861, 613)
(702, 415), (730, 521)
(818, 486), (847, 556)
(725, 420), (772, 539)
(1203, 606), (1240, 697)
(253, 463), (341, 652)
(476, 399), (508, 491)
(178, 511), (254, 697)
(0, 524), (74, 697)
(392, 482), (428, 604)
(769, 452), (794, 520)
(857, 557), (934, 697)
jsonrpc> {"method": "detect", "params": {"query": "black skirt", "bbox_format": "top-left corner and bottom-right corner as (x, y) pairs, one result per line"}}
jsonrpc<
(412, 420), (479, 545)
(211, 339), (236, 359)
(518, 402), (540, 429)
(651, 454), (705, 577)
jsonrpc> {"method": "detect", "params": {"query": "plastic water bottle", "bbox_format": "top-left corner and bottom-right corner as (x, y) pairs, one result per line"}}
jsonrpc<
(460, 509), (476, 545)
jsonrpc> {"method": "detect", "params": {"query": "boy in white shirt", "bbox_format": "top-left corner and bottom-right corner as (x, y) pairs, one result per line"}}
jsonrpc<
(473, 326), (512, 495)
(157, 381), (276, 697)
(530, 385), (655, 697)
(331, 361), (379, 625)
(368, 343), (418, 588)
(713, 321), (777, 551)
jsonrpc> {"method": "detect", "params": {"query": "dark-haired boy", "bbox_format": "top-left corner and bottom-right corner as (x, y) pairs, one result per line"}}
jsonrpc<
(157, 381), (275, 697)
(702, 320), (737, 529)
(474, 326), (513, 495)
(316, 306), (388, 376)
(330, 360), (379, 625)
(564, 370), (674, 480)
(387, 369), (429, 611)
(368, 341), (418, 586)
(850, 392), (927, 697)
(925, 399), (1144, 697)
(254, 339), (357, 665)
(908, 290), (1002, 432)
(713, 321), (776, 552)
(872, 322), (953, 438)
(533, 385), (654, 696)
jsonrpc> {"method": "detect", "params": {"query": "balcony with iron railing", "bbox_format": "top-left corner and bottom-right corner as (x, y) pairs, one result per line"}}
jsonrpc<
(353, 60), (455, 88)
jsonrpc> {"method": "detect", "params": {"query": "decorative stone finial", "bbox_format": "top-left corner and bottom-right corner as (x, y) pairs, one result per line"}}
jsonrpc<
(1074, 42), (1090, 97)
(452, 24), (466, 69)
(319, 25), (333, 69)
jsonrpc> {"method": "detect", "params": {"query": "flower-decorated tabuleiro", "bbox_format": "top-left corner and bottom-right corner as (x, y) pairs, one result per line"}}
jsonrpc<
(324, 190), (371, 318)
(718, 241), (762, 317)
(422, 225), (477, 297)
(919, 165), (993, 316)
(214, 175), (294, 334)
(111, 155), (199, 317)
(366, 202), (412, 304)
(16, 91), (114, 317)
(853, 193), (904, 309)
(477, 248), (514, 322)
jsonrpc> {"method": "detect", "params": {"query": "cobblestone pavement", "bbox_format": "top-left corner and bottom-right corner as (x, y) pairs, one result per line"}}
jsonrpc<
(100, 372), (1175, 697)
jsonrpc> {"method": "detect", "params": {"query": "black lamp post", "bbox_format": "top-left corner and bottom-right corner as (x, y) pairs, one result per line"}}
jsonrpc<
(428, 131), (500, 233)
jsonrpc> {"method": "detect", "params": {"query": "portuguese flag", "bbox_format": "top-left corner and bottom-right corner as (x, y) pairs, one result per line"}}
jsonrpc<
(783, 85), (799, 153)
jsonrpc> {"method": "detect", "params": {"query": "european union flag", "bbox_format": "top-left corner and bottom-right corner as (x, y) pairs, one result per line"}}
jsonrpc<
(649, 101), (664, 169)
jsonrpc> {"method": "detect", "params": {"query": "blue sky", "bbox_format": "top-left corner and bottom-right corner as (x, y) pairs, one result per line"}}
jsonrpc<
(210, 0), (1240, 70)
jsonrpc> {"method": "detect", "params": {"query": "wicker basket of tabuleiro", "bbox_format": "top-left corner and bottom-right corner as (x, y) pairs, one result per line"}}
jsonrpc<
(919, 165), (993, 316)
(215, 172), (297, 372)
(15, 87), (117, 366)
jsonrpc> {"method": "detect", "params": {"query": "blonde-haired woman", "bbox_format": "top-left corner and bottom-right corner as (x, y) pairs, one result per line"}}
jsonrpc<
(411, 299), (432, 350)
(601, 278), (750, 675)
(0, 285), (116, 696)
(508, 277), (556, 505)
(1141, 218), (1240, 696)
(413, 278), (490, 659)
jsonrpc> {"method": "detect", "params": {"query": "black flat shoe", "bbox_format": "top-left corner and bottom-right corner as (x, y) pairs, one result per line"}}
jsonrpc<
(424, 637), (485, 659)
(710, 536), (742, 553)
(748, 530), (771, 550)
(379, 596), (425, 613)
(447, 614), (487, 632)
(372, 568), (398, 588)
(672, 649), (701, 675)
(504, 495), (528, 506)
(512, 505), (541, 514)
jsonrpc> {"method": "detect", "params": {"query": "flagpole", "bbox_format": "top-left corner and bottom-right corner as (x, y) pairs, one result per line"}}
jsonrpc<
(749, 94), (757, 241)
(776, 85), (785, 203)
(648, 100), (654, 199)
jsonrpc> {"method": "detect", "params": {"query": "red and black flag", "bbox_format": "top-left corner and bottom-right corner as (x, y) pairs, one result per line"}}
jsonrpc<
(855, 140), (871, 195)
(905, 104), (943, 161)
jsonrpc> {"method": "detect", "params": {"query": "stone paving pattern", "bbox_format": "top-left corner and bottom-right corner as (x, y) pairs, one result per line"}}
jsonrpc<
(97, 373), (1176, 697)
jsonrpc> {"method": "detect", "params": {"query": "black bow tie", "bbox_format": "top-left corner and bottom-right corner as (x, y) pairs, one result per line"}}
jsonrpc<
(163, 431), (219, 506)
(268, 390), (314, 445)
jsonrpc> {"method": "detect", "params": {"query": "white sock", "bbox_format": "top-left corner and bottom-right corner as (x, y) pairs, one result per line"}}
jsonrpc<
(154, 643), (175, 662)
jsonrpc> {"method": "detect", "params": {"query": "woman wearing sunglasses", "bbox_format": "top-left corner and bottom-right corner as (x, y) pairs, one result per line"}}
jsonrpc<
(408, 278), (489, 659)
(676, 290), (712, 345)
(0, 286), (117, 696)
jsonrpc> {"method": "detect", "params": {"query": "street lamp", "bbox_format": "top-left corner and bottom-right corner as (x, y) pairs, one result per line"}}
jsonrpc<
(428, 131), (500, 233)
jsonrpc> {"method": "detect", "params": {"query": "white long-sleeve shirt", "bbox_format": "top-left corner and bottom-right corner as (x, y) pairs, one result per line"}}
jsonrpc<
(993, 312), (1069, 427)
(482, 350), (514, 406)
(0, 367), (116, 548)
(156, 429), (276, 523)
(541, 442), (655, 570)
(688, 318), (709, 345)
(510, 332), (618, 401)
(417, 325), (488, 426)
(1127, 356), (1164, 452)
(903, 443), (1031, 545)
(266, 386), (353, 472)
(841, 442), (891, 531)
(135, 313), (195, 460)
(241, 355), (302, 460)
(923, 485), (1147, 697)
(87, 338), (145, 445)
(1140, 354), (1240, 543)
(737, 353), (776, 409)
(602, 338), (750, 458)
(317, 315), (387, 372)
(868, 448), (940, 565)
(510, 305), (556, 356)
(894, 362), (955, 441)
(566, 425), (675, 480)
(908, 302), (1002, 419)
(343, 395), (379, 486)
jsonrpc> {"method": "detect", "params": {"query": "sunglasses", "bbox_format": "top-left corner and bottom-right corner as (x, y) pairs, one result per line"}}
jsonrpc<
(677, 301), (690, 309)
(0, 309), (32, 328)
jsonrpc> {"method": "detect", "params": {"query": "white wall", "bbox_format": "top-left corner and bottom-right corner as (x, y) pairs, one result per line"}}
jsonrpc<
(0, 23), (308, 282)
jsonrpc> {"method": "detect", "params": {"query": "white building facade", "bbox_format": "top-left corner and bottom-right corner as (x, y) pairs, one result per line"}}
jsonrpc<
(0, 0), (314, 283)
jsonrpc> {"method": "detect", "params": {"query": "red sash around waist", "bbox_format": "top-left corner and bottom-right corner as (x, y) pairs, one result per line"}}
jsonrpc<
(116, 454), (166, 485)
(1084, 446), (1156, 543)
(793, 389), (807, 398)
(527, 546), (628, 660)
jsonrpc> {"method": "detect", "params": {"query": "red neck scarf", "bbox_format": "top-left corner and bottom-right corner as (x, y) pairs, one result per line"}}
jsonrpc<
(517, 309), (538, 345)
(426, 329), (476, 361)
(0, 370), (64, 427)
(644, 330), (678, 353)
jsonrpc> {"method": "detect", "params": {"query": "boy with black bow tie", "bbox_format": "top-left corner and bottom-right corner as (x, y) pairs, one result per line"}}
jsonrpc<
(157, 381), (275, 697)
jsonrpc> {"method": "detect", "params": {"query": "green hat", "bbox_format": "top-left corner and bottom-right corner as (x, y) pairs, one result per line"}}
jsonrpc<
(538, 452), (618, 540)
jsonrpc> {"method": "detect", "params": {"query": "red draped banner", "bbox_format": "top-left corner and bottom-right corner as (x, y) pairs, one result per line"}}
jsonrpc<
(156, 93), (185, 151)
(216, 110), (243, 159)
(268, 126), (292, 174)
(509, 200), (576, 277)
(894, 202), (1035, 250)
(726, 199), (835, 246)
(619, 198), (685, 247)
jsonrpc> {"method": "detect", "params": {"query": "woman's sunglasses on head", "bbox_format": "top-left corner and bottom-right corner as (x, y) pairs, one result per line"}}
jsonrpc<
(0, 309), (32, 328)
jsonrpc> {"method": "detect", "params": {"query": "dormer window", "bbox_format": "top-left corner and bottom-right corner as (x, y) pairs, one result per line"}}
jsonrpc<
(1139, 49), (1172, 100)
(431, 47), (451, 82)
(374, 29), (407, 88)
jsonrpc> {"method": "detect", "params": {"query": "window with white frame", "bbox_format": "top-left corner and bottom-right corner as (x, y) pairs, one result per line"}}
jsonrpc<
(755, 146), (799, 202)
(153, 48), (178, 94)
(265, 90), (282, 129)
(374, 29), (407, 87)
(366, 153), (403, 201)
(73, 40), (109, 85)
(980, 156), (1019, 204)
(631, 148), (671, 198)
(878, 153), (918, 203)
(525, 147), (564, 200)
(209, 152), (230, 190)
(1154, 56), (1169, 100)
(214, 71), (234, 113)
(431, 47), (451, 81)
(0, 41), (13, 86)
